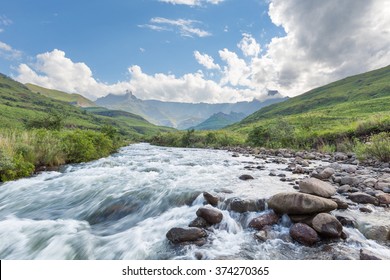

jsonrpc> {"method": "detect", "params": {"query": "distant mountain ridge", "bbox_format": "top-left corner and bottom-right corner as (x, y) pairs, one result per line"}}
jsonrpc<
(96, 91), (287, 129)
(191, 112), (246, 130)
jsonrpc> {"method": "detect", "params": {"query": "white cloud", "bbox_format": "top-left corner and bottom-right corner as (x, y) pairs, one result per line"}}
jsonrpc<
(194, 51), (220, 70)
(140, 17), (211, 38)
(0, 41), (22, 60)
(238, 33), (261, 57)
(219, 48), (252, 88)
(159, 0), (224, 6)
(0, 15), (12, 26)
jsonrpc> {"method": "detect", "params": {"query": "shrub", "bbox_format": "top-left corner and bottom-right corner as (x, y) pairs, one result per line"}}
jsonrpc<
(363, 132), (390, 162)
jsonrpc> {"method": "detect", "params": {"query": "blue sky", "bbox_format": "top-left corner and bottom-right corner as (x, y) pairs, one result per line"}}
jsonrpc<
(1, 0), (389, 103)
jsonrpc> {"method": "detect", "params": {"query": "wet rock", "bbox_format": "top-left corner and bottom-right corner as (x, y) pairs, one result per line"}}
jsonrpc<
(337, 185), (351, 194)
(340, 230), (349, 240)
(334, 152), (348, 161)
(232, 153), (239, 157)
(299, 178), (336, 198)
(331, 198), (349, 209)
(376, 182), (390, 191)
(248, 211), (279, 230)
(383, 187), (390, 193)
(289, 223), (319, 246)
(360, 249), (384, 260)
(196, 207), (223, 225)
(203, 192), (219, 206)
(226, 198), (266, 213)
(288, 214), (315, 226)
(254, 230), (269, 242)
(376, 193), (390, 205)
(268, 192), (338, 215)
(189, 217), (210, 228)
(348, 192), (379, 206)
(239, 174), (254, 180)
(312, 213), (343, 238)
(336, 216), (357, 228)
(359, 207), (372, 213)
(214, 188), (233, 194)
(166, 227), (207, 244)
(363, 225), (390, 241)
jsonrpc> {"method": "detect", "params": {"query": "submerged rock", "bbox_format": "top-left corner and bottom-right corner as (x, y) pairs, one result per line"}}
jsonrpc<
(196, 207), (223, 225)
(189, 217), (210, 228)
(289, 223), (319, 246)
(360, 249), (384, 260)
(239, 174), (254, 180)
(268, 192), (338, 215)
(312, 213), (343, 238)
(166, 227), (207, 244)
(299, 177), (336, 198)
(248, 211), (279, 230)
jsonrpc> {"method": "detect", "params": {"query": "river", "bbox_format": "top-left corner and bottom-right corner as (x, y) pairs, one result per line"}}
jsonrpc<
(0, 143), (389, 259)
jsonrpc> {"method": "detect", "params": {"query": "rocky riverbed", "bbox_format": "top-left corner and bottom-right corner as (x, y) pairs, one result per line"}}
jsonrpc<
(166, 147), (390, 260)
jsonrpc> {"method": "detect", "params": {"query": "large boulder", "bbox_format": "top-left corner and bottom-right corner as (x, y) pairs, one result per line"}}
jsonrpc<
(313, 167), (335, 180)
(312, 213), (343, 238)
(348, 192), (379, 206)
(299, 178), (336, 198)
(166, 227), (207, 243)
(268, 192), (338, 215)
(289, 223), (319, 246)
(196, 207), (223, 225)
(226, 198), (266, 213)
(362, 225), (390, 242)
(248, 211), (279, 230)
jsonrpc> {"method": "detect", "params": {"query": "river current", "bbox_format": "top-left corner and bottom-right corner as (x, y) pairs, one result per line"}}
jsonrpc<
(0, 143), (389, 259)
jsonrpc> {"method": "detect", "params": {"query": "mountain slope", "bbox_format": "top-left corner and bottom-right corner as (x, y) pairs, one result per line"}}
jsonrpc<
(230, 65), (390, 147)
(96, 91), (287, 129)
(0, 74), (172, 138)
(25, 83), (96, 107)
(191, 112), (246, 130)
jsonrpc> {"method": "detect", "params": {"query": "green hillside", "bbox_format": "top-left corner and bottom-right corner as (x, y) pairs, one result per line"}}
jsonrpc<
(230, 65), (390, 148)
(0, 74), (172, 138)
(191, 112), (246, 130)
(25, 83), (96, 107)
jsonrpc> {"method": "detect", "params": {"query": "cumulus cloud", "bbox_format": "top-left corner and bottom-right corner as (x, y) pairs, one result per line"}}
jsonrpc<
(194, 51), (220, 70)
(159, 0), (224, 6)
(238, 33), (261, 57)
(0, 41), (22, 60)
(140, 17), (211, 38)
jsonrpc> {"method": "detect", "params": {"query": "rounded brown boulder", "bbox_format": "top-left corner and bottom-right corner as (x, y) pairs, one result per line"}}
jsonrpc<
(248, 211), (279, 230)
(312, 213), (343, 238)
(289, 223), (319, 246)
(299, 177), (336, 198)
(267, 192), (338, 215)
(203, 192), (219, 206)
(196, 207), (223, 225)
(166, 227), (207, 244)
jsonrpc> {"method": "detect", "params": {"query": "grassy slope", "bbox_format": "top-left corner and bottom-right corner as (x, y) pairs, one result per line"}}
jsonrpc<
(231, 65), (390, 141)
(26, 83), (97, 107)
(0, 74), (173, 138)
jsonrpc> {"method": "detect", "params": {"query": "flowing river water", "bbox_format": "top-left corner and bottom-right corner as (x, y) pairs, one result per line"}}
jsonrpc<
(0, 143), (389, 259)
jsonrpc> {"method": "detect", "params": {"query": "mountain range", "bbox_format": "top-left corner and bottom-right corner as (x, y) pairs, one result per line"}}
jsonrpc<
(95, 91), (287, 129)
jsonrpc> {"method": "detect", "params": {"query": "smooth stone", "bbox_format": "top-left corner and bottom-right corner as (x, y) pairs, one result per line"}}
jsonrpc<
(337, 185), (351, 194)
(226, 198), (266, 213)
(166, 227), (207, 244)
(299, 177), (336, 198)
(360, 249), (383, 260)
(288, 214), (315, 226)
(289, 223), (319, 246)
(336, 216), (357, 228)
(312, 213), (343, 238)
(248, 211), (279, 230)
(203, 192), (219, 206)
(363, 225), (390, 241)
(268, 192), (338, 215)
(376, 193), (390, 205)
(331, 198), (349, 210)
(196, 207), (223, 225)
(239, 174), (254, 180)
(340, 176), (361, 187)
(359, 207), (373, 213)
(348, 192), (379, 206)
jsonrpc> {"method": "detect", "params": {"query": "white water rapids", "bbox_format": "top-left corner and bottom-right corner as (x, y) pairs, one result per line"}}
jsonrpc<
(0, 143), (389, 259)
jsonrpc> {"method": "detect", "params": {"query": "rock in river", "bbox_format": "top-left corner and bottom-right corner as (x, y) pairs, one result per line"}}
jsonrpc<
(348, 192), (379, 206)
(312, 213), (343, 238)
(299, 177), (336, 198)
(239, 174), (254, 180)
(248, 211), (279, 230)
(226, 197), (266, 213)
(189, 217), (210, 228)
(203, 192), (219, 206)
(166, 227), (207, 244)
(268, 192), (338, 215)
(196, 207), (223, 225)
(289, 223), (319, 246)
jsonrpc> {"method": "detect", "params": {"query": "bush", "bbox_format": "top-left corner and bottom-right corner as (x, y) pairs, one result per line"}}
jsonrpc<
(363, 132), (390, 162)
